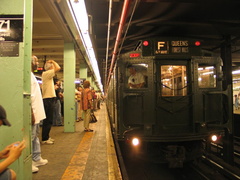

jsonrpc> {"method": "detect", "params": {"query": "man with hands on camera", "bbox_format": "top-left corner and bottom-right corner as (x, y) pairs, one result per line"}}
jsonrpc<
(41, 59), (61, 144)
(0, 105), (26, 180)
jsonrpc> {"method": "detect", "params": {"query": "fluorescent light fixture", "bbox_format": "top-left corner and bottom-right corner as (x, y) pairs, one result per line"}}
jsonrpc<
(205, 66), (214, 69)
(202, 71), (213, 75)
(232, 70), (240, 75)
(70, 0), (88, 33)
(68, 0), (103, 92)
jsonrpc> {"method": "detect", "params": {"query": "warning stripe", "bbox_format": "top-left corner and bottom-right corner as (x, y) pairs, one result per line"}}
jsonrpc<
(61, 131), (94, 180)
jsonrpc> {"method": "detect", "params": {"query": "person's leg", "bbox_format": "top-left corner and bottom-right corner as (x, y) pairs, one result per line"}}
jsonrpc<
(57, 100), (62, 125)
(0, 168), (16, 180)
(42, 99), (54, 142)
(84, 109), (91, 130)
(10, 169), (16, 180)
(32, 124), (41, 161)
(52, 101), (57, 126)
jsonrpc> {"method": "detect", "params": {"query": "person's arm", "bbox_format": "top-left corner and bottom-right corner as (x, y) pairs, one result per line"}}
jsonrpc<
(87, 90), (93, 109)
(129, 83), (143, 88)
(0, 141), (26, 173)
(31, 108), (35, 125)
(136, 73), (145, 88)
(48, 60), (61, 73)
(59, 92), (64, 99)
(0, 145), (11, 160)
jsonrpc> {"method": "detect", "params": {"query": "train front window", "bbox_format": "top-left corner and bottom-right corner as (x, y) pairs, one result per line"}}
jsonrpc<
(161, 65), (187, 96)
(198, 65), (216, 88)
(126, 63), (148, 89)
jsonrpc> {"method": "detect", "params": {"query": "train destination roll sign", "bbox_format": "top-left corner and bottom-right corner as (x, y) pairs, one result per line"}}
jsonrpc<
(155, 40), (189, 55)
(0, 15), (23, 57)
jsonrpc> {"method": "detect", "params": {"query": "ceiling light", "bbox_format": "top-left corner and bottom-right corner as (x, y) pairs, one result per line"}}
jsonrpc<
(68, 0), (103, 92)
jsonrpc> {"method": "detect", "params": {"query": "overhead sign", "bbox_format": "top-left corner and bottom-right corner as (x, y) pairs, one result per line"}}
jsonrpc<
(142, 38), (202, 57)
(155, 40), (189, 55)
(0, 15), (23, 42)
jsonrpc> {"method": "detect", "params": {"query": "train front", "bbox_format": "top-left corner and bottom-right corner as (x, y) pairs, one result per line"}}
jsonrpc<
(112, 38), (232, 167)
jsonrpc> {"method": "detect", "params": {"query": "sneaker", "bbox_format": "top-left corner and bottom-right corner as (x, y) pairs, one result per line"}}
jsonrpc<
(42, 139), (54, 145)
(49, 137), (55, 142)
(32, 158), (48, 167)
(32, 165), (39, 173)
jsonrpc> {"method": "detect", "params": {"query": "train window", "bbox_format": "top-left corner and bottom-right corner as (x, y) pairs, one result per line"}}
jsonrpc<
(126, 63), (148, 89)
(161, 65), (187, 96)
(198, 65), (216, 88)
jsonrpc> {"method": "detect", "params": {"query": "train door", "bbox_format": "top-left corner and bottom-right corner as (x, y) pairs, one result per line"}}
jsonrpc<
(155, 60), (193, 134)
(192, 57), (225, 129)
(118, 59), (154, 137)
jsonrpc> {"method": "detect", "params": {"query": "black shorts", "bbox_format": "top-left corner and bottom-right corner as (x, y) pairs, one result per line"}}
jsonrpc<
(0, 168), (11, 180)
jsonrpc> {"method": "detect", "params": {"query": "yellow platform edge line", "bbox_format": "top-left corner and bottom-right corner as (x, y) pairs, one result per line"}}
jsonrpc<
(106, 108), (123, 180)
(61, 132), (94, 180)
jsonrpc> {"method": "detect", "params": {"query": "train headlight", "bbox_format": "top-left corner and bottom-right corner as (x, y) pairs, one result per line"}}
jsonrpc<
(132, 138), (140, 146)
(211, 135), (218, 142)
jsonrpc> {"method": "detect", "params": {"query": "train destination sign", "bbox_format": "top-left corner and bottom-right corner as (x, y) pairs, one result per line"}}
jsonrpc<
(155, 40), (189, 55)
(0, 15), (23, 42)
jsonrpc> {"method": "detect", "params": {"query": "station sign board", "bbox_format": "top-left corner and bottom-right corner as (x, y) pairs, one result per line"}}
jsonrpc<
(0, 15), (23, 57)
(0, 15), (23, 42)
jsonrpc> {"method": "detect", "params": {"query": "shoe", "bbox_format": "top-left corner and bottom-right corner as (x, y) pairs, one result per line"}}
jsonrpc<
(33, 158), (48, 167)
(49, 137), (55, 142)
(84, 129), (93, 132)
(32, 165), (39, 173)
(42, 139), (54, 145)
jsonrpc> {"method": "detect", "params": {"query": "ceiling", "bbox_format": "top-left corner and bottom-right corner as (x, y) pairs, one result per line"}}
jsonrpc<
(33, 0), (240, 88)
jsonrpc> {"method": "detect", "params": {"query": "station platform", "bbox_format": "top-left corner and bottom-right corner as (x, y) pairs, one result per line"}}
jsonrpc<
(33, 103), (122, 180)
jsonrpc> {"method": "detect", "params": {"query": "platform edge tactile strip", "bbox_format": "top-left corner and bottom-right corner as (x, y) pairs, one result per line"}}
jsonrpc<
(61, 132), (94, 180)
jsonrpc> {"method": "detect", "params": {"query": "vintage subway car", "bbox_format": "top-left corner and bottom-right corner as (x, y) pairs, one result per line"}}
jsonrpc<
(106, 37), (232, 167)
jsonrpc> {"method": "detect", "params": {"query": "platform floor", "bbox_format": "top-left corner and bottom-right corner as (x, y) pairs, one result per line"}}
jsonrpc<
(33, 103), (122, 180)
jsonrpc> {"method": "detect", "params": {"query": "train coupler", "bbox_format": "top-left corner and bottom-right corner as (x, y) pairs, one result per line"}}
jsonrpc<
(165, 145), (185, 168)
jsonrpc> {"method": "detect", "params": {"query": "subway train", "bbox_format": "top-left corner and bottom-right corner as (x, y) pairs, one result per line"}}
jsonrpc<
(106, 37), (232, 168)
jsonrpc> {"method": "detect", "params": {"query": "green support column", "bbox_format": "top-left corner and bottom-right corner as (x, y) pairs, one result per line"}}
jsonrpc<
(80, 63), (87, 80)
(64, 43), (76, 132)
(87, 76), (92, 87)
(0, 0), (32, 179)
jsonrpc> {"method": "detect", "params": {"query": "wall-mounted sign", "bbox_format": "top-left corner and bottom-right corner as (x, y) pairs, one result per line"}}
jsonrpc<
(0, 15), (23, 42)
(0, 42), (19, 57)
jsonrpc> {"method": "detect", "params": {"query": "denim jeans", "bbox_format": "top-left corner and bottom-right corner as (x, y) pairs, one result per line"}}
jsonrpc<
(32, 123), (41, 161)
(53, 99), (62, 126)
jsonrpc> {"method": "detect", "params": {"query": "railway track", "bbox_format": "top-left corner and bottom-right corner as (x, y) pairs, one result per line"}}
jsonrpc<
(116, 140), (240, 180)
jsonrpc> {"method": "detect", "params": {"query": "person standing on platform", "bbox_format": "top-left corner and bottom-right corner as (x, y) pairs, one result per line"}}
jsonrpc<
(41, 60), (61, 144)
(96, 90), (102, 109)
(91, 89), (97, 111)
(234, 94), (239, 110)
(81, 81), (93, 132)
(0, 105), (26, 180)
(31, 56), (48, 173)
(53, 79), (63, 126)
(76, 86), (83, 122)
